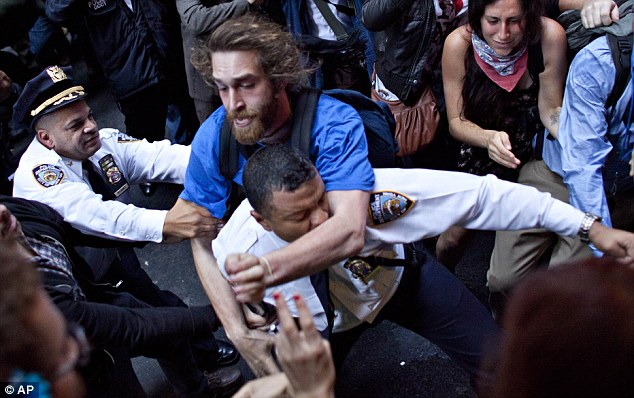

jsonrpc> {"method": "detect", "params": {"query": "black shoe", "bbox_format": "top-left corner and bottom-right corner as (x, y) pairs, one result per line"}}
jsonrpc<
(204, 367), (243, 397)
(215, 341), (240, 366)
(139, 182), (156, 196)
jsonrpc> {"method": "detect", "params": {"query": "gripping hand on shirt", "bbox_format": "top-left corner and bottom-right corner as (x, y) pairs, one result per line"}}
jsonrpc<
(589, 222), (634, 265)
(486, 130), (521, 169)
(581, 0), (619, 28)
(162, 198), (223, 243)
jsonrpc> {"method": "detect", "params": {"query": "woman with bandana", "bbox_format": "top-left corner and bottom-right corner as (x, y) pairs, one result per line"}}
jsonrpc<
(437, 0), (591, 313)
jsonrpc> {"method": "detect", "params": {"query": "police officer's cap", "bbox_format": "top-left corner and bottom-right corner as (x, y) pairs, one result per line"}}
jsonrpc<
(13, 65), (87, 128)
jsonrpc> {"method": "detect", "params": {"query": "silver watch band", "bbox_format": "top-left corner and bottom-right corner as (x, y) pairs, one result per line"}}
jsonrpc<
(578, 212), (601, 243)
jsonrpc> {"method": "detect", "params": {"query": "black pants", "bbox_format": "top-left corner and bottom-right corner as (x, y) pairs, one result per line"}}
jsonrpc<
(82, 248), (219, 396)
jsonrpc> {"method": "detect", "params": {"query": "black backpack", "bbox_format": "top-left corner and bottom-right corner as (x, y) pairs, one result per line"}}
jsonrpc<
(219, 87), (397, 180)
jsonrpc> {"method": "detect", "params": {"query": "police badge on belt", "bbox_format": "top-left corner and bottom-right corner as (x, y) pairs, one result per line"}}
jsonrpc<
(98, 154), (129, 197)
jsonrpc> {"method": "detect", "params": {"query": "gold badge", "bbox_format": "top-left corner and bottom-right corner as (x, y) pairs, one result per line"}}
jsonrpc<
(343, 257), (379, 284)
(46, 66), (68, 83)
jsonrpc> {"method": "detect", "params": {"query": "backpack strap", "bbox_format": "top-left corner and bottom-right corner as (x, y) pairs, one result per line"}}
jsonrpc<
(606, 33), (632, 110)
(530, 43), (546, 160)
(219, 119), (237, 180)
(290, 88), (322, 157)
(313, 0), (350, 41)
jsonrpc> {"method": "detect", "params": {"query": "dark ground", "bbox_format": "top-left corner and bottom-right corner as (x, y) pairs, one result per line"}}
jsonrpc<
(88, 82), (496, 398)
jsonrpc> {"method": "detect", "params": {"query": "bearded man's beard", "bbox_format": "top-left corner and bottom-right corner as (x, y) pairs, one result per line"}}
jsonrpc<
(227, 96), (277, 145)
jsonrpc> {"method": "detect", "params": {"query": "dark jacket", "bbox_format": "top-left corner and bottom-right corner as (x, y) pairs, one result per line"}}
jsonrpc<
(46, 0), (181, 99)
(0, 196), (218, 350)
(361, 0), (436, 105)
(283, 0), (375, 86)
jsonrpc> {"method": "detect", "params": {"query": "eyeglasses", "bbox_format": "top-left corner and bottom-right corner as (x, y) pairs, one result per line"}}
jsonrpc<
(50, 324), (91, 382)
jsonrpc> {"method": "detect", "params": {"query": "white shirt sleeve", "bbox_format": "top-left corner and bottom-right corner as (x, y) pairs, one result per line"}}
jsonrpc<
(363, 169), (584, 252)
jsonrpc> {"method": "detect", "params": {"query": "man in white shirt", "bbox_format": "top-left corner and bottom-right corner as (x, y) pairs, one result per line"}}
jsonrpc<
(207, 145), (634, 384)
(11, 65), (241, 396)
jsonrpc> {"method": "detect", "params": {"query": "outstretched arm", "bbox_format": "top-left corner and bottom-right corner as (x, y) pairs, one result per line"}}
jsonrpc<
(224, 169), (634, 302)
(162, 199), (221, 243)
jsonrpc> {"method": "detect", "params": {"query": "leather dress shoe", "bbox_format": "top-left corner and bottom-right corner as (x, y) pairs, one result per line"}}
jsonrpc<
(139, 182), (156, 196)
(215, 340), (240, 366)
(204, 367), (243, 397)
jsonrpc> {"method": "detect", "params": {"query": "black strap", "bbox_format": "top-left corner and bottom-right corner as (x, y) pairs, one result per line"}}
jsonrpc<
(310, 269), (334, 338)
(290, 88), (322, 156)
(82, 160), (115, 201)
(606, 33), (633, 111)
(220, 88), (322, 181)
(219, 119), (259, 180)
(350, 255), (421, 268)
(219, 119), (236, 180)
(313, 0), (350, 41)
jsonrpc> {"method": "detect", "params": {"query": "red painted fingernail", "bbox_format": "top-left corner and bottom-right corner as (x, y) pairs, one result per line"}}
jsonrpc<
(293, 293), (300, 301)
(272, 292), (280, 300)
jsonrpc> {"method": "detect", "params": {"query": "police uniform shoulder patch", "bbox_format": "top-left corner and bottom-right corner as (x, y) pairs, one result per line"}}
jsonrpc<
(117, 132), (140, 143)
(32, 164), (65, 188)
(368, 191), (415, 225)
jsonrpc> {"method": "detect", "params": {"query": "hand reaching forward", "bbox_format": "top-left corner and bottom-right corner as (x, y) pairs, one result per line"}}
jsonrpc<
(162, 198), (223, 243)
(485, 130), (521, 169)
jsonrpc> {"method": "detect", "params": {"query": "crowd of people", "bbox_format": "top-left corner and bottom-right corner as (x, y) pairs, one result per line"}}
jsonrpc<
(1, 0), (634, 397)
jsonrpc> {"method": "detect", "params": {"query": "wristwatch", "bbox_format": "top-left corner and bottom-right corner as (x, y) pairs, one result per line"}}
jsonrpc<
(578, 212), (601, 243)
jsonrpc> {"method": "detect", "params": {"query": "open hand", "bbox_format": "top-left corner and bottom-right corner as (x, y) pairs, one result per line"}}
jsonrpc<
(486, 130), (521, 169)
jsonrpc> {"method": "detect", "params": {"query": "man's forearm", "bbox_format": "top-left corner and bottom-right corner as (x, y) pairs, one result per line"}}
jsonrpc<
(263, 190), (368, 286)
(191, 237), (279, 376)
(191, 237), (251, 339)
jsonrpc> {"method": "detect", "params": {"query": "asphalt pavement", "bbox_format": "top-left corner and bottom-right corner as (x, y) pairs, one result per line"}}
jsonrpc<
(88, 83), (496, 398)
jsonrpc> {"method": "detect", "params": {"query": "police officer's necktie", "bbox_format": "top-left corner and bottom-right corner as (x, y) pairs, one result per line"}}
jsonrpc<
(82, 160), (115, 200)
(310, 269), (334, 338)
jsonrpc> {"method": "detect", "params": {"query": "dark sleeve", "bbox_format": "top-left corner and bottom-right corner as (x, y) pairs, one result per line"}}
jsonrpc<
(45, 273), (218, 350)
(361, 0), (421, 31)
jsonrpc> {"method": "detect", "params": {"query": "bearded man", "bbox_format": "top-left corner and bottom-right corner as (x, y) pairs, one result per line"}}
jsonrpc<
(180, 15), (376, 375)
